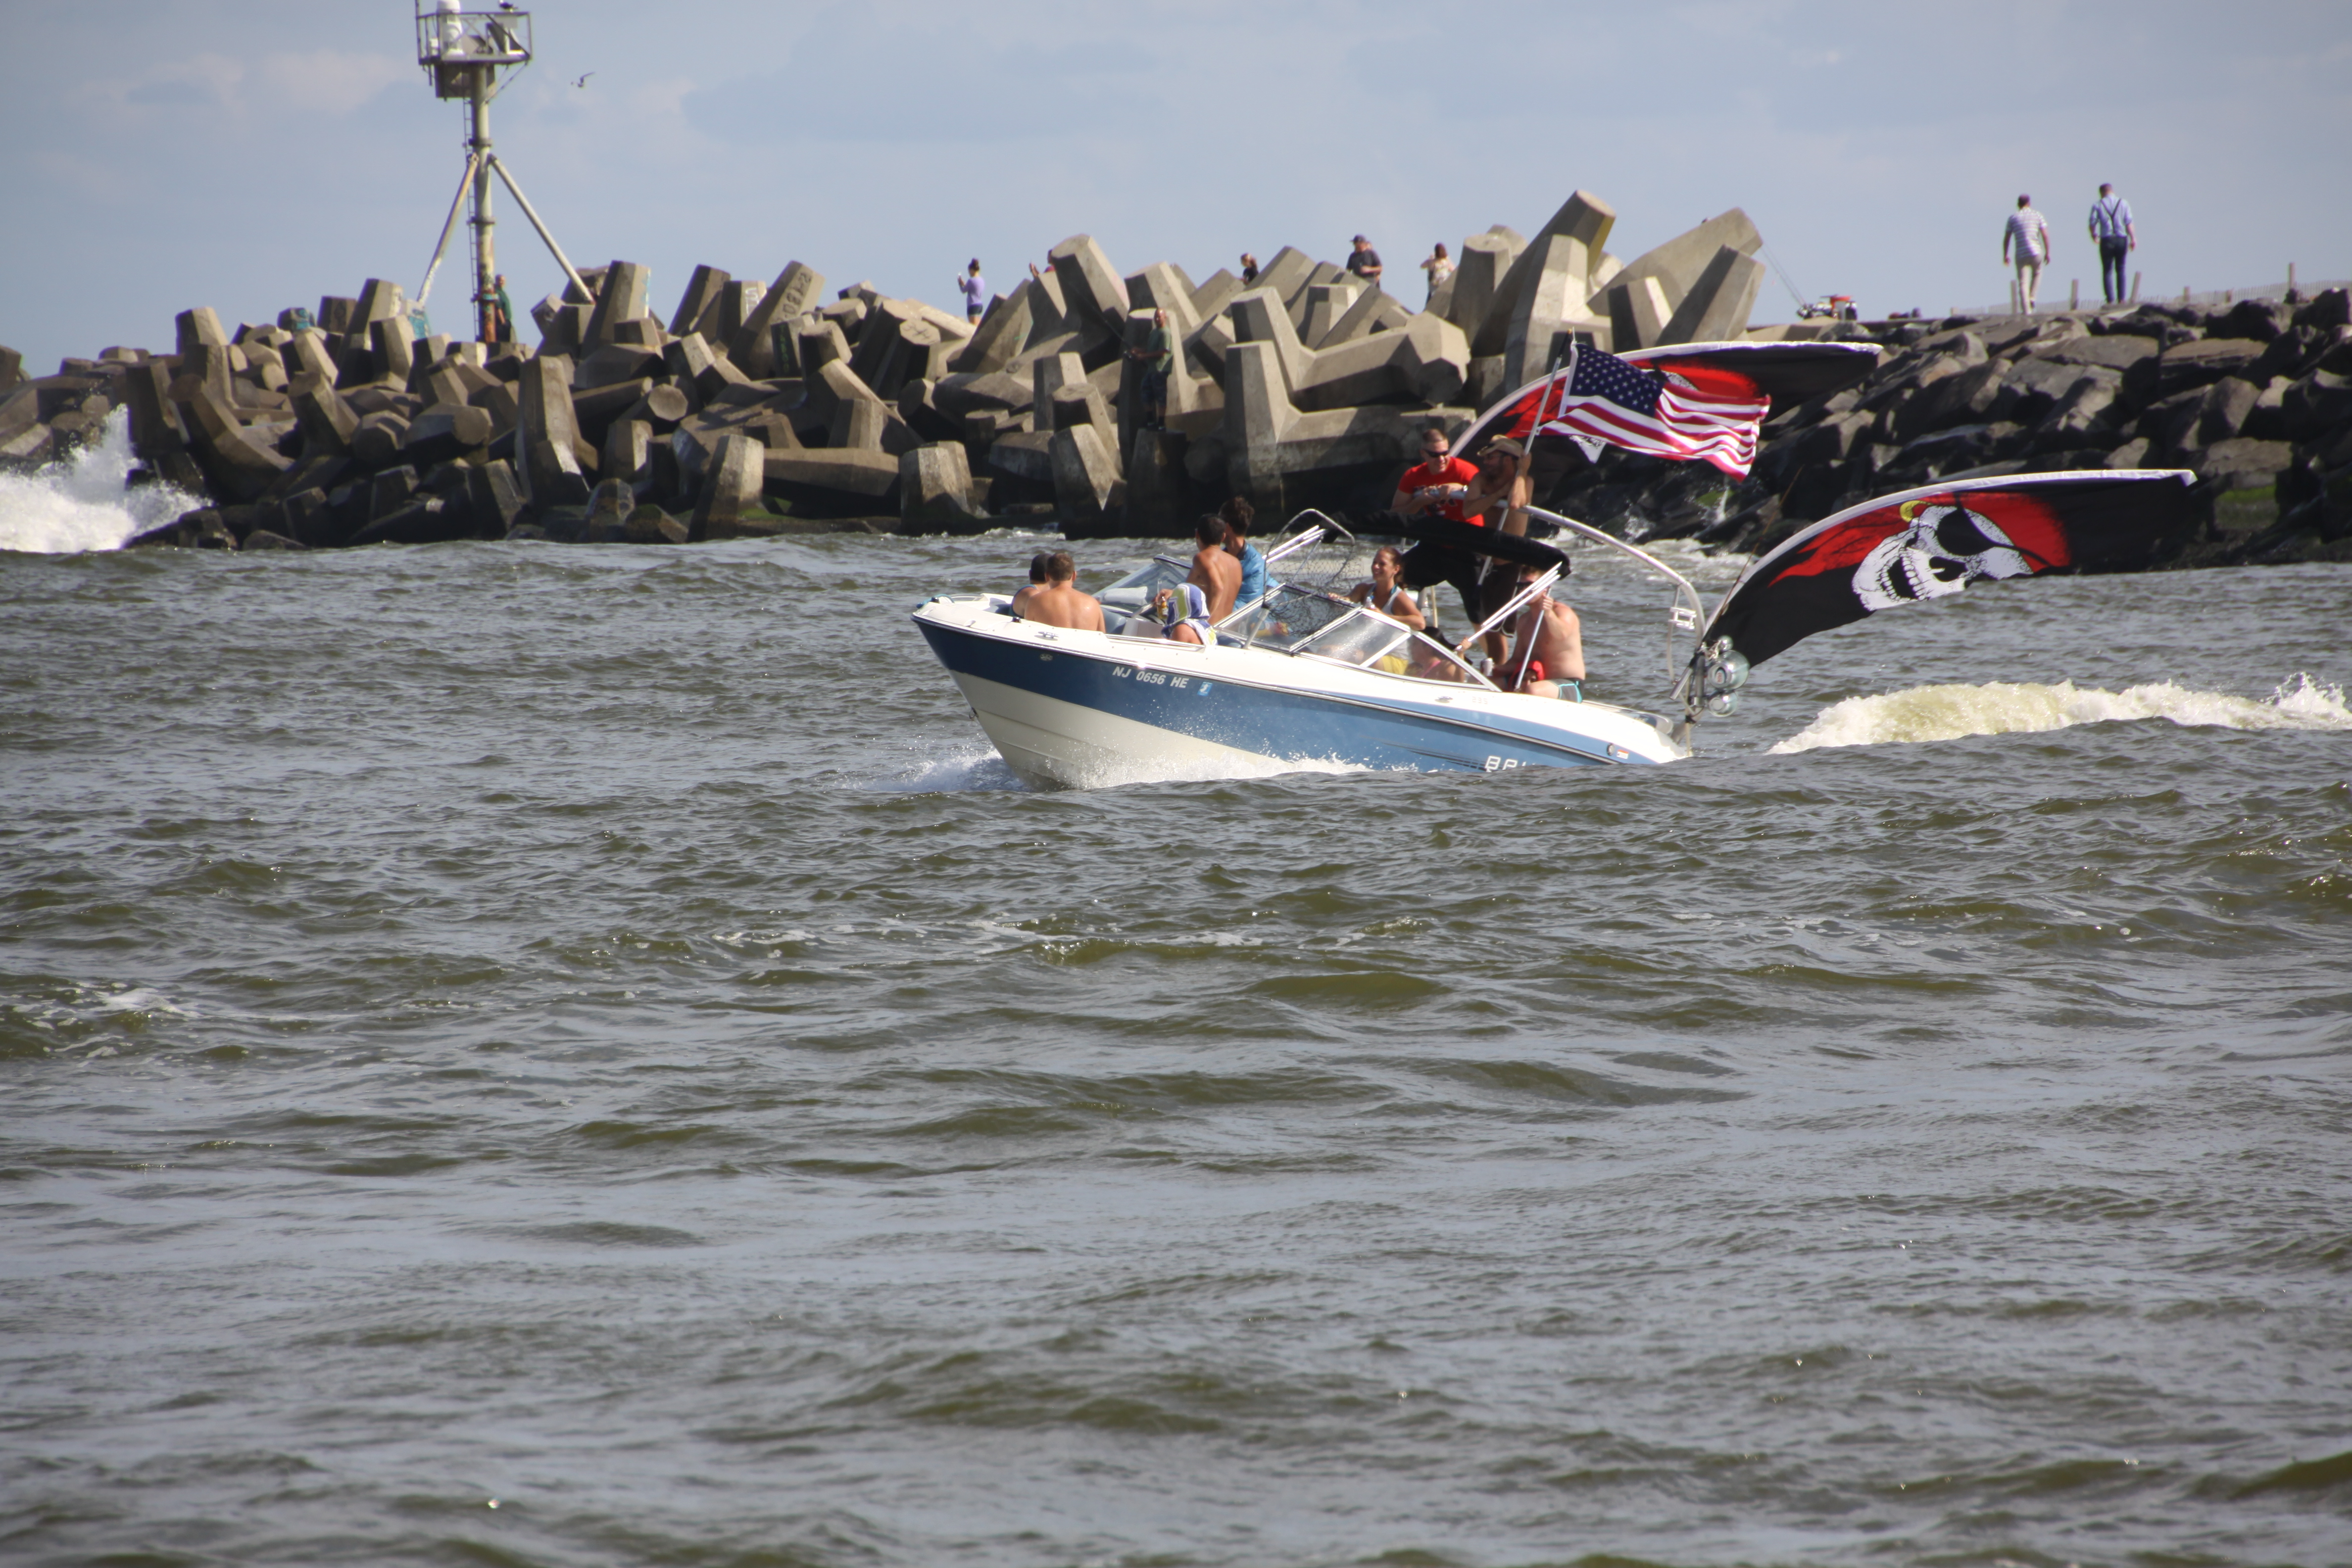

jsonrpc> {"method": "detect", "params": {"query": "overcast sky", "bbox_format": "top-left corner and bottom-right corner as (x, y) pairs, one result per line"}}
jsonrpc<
(3, 0), (2346, 375)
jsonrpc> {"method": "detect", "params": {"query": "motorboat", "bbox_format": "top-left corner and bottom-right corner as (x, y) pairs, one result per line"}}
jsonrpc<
(911, 329), (2200, 790)
(910, 511), (1701, 789)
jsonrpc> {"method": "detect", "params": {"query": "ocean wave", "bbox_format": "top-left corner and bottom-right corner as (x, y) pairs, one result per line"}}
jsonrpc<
(0, 409), (202, 555)
(1770, 674), (2352, 753)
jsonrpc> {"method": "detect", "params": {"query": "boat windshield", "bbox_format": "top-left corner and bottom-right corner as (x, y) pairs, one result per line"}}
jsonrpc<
(1096, 554), (1191, 614)
(1237, 586), (1489, 686)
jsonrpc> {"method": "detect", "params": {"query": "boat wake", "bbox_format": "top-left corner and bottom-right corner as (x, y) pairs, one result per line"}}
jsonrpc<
(1771, 674), (2352, 753)
(869, 740), (1380, 795)
(1052, 750), (1378, 792)
(867, 744), (1031, 793)
(0, 410), (201, 555)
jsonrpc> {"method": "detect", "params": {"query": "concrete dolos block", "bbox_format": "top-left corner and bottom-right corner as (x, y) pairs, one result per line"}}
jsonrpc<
(1319, 285), (1410, 351)
(518, 355), (588, 504)
(900, 442), (978, 528)
(1606, 276), (1675, 353)
(1222, 341), (1296, 507)
(1473, 191), (1614, 356)
(1283, 314), (1444, 410)
(1655, 245), (1767, 346)
(1227, 289), (1312, 396)
(1218, 337), (1470, 517)
(1050, 422), (1119, 521)
(1591, 207), (1763, 321)
(947, 285), (1032, 376)
(669, 265), (730, 336)
(290, 375), (359, 455)
(761, 447), (899, 517)
(730, 262), (825, 378)
(1501, 232), (1613, 389)
(1047, 236), (1131, 337)
(690, 430), (764, 540)
(1443, 232), (1519, 342)
(584, 260), (650, 348)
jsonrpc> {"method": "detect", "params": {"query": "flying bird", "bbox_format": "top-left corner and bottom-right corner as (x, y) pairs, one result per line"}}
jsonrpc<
(573, 71), (594, 89)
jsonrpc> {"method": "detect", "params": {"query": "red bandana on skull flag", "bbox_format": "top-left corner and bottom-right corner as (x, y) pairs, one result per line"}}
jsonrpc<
(1703, 472), (2200, 669)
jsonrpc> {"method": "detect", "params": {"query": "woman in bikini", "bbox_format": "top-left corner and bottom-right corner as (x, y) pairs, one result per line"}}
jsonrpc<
(1347, 545), (1425, 631)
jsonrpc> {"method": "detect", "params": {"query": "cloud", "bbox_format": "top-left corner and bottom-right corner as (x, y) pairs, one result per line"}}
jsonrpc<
(252, 50), (410, 115)
(110, 49), (406, 119)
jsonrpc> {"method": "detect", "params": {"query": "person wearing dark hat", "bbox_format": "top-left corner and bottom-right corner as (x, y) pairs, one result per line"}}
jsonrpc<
(1346, 235), (1382, 285)
(1460, 436), (1532, 535)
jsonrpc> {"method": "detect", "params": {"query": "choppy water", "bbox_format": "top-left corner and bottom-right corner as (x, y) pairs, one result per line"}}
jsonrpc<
(3, 466), (2351, 1568)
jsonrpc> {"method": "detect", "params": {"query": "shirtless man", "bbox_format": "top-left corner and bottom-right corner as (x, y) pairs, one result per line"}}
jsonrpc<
(1496, 563), (1585, 699)
(1021, 550), (1105, 633)
(1010, 551), (1052, 615)
(1186, 515), (1242, 623)
(1459, 436), (1534, 537)
(1347, 545), (1425, 630)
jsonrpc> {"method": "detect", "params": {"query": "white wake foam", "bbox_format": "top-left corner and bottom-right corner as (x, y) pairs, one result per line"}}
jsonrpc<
(0, 409), (202, 555)
(868, 743), (1031, 793)
(1057, 749), (1376, 791)
(867, 737), (1379, 794)
(1771, 674), (2352, 753)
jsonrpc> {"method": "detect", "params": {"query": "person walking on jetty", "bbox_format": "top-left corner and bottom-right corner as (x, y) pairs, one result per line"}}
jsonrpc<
(2003, 195), (2053, 314)
(1240, 253), (1260, 286)
(1421, 242), (1454, 303)
(957, 260), (987, 324)
(2088, 184), (2136, 305)
(1127, 307), (1173, 431)
(1347, 235), (1383, 286)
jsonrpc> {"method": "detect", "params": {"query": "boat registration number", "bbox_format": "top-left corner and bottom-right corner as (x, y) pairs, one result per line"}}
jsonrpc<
(1112, 666), (1191, 690)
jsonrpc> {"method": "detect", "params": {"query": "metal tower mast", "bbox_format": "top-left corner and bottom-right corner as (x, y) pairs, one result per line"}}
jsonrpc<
(412, 2), (588, 343)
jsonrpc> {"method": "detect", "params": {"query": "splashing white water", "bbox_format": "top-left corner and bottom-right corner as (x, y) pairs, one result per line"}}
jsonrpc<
(0, 409), (203, 555)
(867, 737), (1380, 794)
(1055, 748), (1377, 791)
(868, 743), (1031, 793)
(1771, 674), (2352, 753)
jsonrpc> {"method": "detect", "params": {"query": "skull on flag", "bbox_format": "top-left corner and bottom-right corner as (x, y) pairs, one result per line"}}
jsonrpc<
(1853, 499), (2036, 612)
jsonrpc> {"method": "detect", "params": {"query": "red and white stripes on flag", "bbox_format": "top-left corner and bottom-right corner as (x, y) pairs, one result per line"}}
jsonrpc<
(1510, 345), (1773, 478)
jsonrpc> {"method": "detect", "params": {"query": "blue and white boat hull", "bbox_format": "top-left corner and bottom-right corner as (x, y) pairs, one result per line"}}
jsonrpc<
(912, 596), (1687, 790)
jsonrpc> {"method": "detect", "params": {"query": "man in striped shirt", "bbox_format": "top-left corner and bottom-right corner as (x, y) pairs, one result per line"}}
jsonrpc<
(2003, 195), (2053, 315)
(2088, 184), (2137, 304)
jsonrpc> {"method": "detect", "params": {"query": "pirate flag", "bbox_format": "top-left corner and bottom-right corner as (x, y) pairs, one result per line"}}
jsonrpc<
(1616, 340), (1885, 407)
(1702, 470), (2199, 669)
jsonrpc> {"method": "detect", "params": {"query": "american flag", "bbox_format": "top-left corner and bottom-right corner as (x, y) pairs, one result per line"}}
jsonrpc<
(1514, 344), (1772, 477)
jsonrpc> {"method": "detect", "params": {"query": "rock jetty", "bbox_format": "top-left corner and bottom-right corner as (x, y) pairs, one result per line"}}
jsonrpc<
(1554, 288), (2352, 567)
(0, 191), (1772, 550)
(2, 189), (2345, 566)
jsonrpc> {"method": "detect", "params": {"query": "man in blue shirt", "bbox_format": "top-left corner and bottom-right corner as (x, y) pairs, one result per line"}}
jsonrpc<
(2088, 185), (2136, 305)
(1219, 497), (1269, 609)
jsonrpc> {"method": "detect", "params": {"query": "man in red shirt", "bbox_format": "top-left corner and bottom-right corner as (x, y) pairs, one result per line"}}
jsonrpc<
(1392, 423), (1480, 523)
(1393, 424), (1513, 661)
